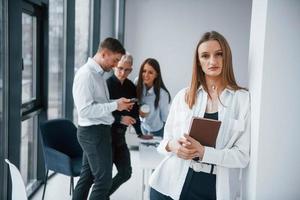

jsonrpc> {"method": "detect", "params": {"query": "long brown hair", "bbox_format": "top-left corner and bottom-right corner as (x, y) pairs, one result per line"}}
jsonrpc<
(186, 31), (246, 109)
(136, 58), (171, 109)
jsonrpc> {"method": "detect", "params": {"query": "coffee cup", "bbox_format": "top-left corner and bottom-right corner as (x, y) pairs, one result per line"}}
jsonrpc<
(140, 104), (150, 118)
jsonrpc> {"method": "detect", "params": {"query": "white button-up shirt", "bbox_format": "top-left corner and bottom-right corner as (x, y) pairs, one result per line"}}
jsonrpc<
(72, 58), (117, 126)
(149, 86), (251, 200)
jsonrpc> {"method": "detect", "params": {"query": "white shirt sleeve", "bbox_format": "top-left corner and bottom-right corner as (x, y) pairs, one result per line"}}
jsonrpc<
(73, 72), (117, 119)
(157, 90), (181, 156)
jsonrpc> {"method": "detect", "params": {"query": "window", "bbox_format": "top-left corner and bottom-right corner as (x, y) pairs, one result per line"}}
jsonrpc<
(75, 0), (91, 71)
(0, 0), (6, 197)
(73, 0), (92, 125)
(21, 9), (42, 117)
(21, 11), (39, 188)
(0, 0), (4, 119)
(21, 3), (44, 192)
(22, 13), (37, 104)
(48, 0), (64, 119)
(20, 116), (38, 186)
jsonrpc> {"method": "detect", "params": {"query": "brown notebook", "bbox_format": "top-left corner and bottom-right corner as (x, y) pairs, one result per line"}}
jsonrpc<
(188, 117), (222, 147)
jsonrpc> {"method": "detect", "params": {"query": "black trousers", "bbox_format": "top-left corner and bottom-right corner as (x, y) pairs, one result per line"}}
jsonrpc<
(108, 125), (132, 196)
(73, 124), (112, 200)
(150, 168), (216, 200)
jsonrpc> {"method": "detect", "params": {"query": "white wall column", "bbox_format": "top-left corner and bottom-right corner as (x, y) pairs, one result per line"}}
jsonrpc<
(248, 0), (300, 199)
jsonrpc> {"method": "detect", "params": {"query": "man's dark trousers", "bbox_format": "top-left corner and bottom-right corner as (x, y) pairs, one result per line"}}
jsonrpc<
(73, 124), (112, 200)
(108, 125), (132, 195)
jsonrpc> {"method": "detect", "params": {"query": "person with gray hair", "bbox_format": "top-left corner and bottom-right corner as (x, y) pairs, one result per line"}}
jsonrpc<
(119, 54), (133, 66)
(106, 53), (151, 198)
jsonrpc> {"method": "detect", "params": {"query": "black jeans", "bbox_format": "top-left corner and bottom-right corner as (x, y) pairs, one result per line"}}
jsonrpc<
(150, 168), (216, 200)
(108, 125), (132, 196)
(72, 124), (112, 200)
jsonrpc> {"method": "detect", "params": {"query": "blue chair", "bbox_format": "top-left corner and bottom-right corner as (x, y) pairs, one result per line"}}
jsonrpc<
(39, 119), (82, 200)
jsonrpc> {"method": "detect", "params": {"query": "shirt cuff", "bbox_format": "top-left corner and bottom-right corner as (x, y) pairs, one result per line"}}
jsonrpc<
(202, 146), (221, 165)
(157, 139), (173, 156)
(110, 101), (118, 112)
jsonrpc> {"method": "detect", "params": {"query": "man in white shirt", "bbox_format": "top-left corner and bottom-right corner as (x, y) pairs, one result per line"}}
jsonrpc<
(72, 38), (133, 200)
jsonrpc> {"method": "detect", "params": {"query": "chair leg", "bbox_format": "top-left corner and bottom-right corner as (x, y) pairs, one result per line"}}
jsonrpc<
(72, 177), (75, 194)
(42, 170), (49, 200)
(69, 176), (74, 196)
(69, 177), (71, 195)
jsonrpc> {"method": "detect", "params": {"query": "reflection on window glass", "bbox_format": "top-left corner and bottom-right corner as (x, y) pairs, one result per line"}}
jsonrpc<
(0, 0), (4, 117)
(75, 0), (91, 71)
(74, 0), (91, 125)
(22, 13), (37, 103)
(20, 116), (38, 186)
(48, 0), (64, 119)
(0, 0), (3, 197)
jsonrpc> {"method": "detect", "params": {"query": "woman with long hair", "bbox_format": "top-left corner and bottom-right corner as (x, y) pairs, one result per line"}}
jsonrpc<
(149, 31), (251, 200)
(136, 58), (171, 137)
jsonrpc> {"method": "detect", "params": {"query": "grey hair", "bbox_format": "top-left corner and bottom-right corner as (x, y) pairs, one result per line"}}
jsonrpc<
(119, 54), (133, 66)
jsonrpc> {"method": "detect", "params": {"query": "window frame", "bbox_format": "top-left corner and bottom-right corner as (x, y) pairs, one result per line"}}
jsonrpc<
(21, 2), (44, 120)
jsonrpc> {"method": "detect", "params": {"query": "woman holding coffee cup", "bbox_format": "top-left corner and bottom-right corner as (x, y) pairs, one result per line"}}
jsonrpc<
(136, 58), (171, 137)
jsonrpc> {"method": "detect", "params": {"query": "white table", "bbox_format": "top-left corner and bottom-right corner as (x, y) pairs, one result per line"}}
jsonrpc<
(139, 137), (164, 200)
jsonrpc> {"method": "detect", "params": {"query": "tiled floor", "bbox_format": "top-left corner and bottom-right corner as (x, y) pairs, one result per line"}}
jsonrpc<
(30, 150), (145, 200)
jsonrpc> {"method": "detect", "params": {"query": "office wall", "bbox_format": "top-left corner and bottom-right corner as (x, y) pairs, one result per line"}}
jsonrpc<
(248, 0), (300, 199)
(124, 0), (252, 97)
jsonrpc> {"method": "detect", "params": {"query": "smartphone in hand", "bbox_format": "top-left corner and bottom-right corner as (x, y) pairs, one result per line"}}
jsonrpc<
(129, 98), (138, 103)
